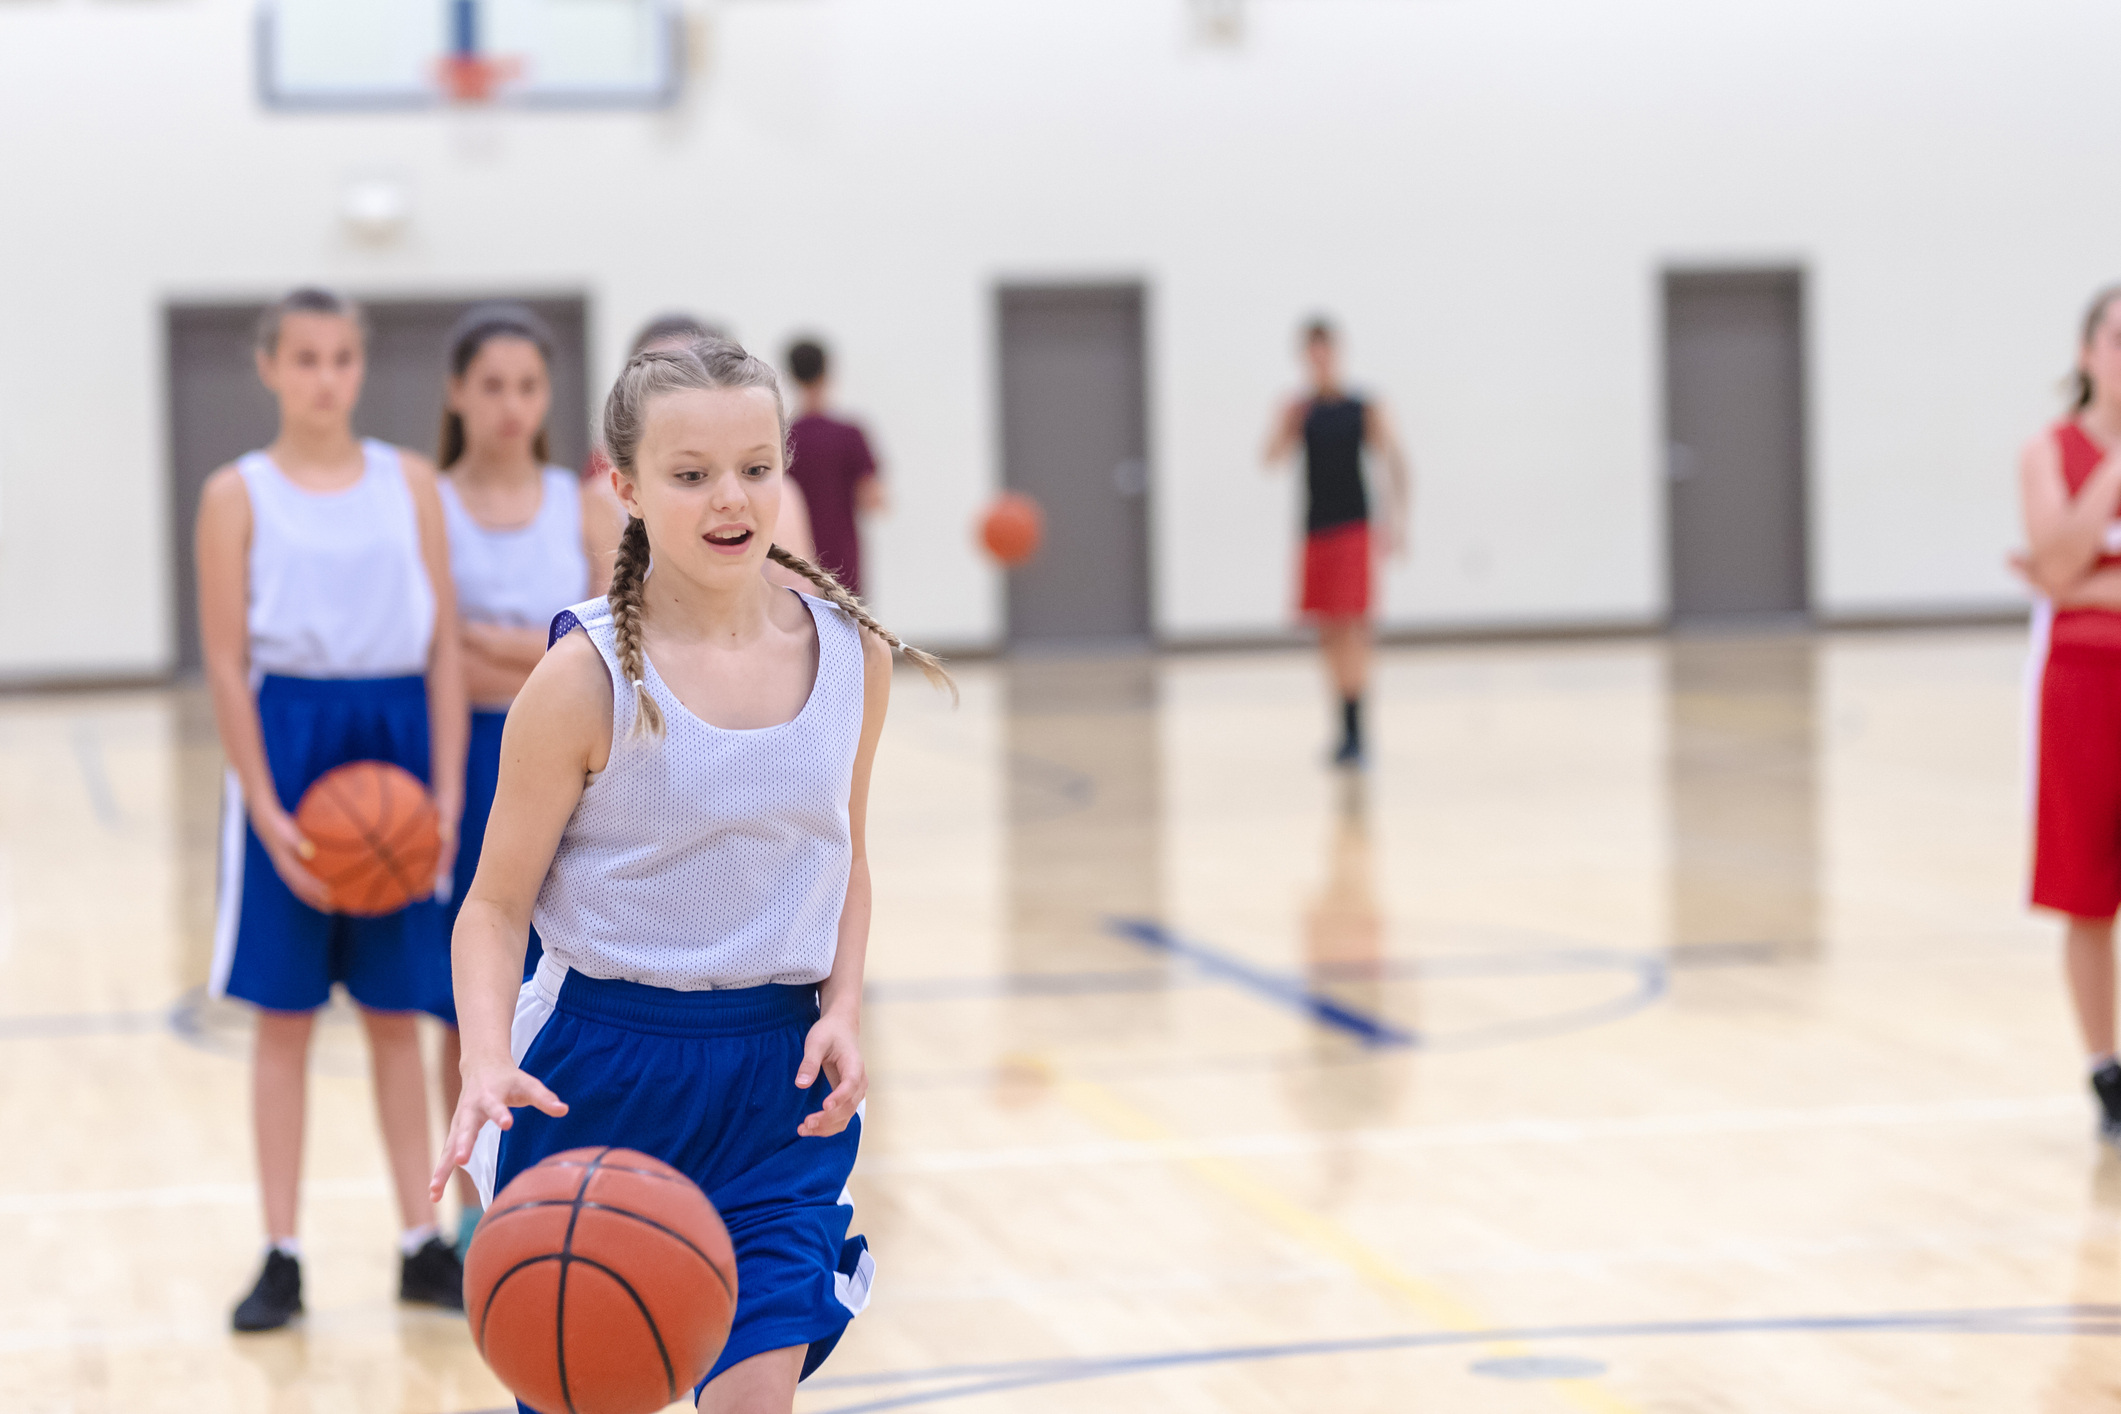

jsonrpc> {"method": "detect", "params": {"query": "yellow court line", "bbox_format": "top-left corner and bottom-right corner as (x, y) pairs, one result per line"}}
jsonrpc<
(1023, 1055), (1647, 1414)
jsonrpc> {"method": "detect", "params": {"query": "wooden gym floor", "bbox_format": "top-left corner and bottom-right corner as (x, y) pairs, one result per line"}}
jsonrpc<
(5, 626), (2116, 1414)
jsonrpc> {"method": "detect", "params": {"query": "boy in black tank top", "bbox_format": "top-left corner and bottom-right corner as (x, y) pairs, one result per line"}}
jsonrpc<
(1264, 318), (1412, 766)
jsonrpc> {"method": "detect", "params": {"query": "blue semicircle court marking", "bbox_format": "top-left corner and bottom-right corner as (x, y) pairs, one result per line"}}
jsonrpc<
(1105, 916), (1418, 1046)
(790, 1305), (2121, 1414)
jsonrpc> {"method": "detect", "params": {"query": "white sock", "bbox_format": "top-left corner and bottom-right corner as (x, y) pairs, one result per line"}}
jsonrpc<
(399, 1224), (439, 1256)
(2091, 1053), (2119, 1077)
(266, 1237), (301, 1259)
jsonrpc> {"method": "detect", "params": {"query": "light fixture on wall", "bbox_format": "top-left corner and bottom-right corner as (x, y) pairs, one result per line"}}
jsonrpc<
(341, 176), (412, 244)
(1189, 0), (1244, 47)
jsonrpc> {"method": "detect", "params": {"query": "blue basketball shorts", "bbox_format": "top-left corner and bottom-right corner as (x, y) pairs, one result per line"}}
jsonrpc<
(209, 673), (450, 1015)
(474, 962), (871, 1406)
(432, 707), (543, 1026)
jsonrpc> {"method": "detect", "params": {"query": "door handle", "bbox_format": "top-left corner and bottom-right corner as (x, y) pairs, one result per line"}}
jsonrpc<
(1668, 443), (1697, 482)
(1112, 458), (1147, 497)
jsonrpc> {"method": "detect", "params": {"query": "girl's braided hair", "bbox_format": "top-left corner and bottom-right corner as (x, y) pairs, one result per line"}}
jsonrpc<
(601, 336), (954, 738)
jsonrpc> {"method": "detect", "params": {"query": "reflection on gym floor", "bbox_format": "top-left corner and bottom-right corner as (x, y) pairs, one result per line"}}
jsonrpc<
(12, 627), (2118, 1414)
(1664, 634), (1821, 998)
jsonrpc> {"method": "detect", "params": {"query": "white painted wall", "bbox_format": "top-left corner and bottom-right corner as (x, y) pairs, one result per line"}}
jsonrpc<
(0, 0), (2097, 678)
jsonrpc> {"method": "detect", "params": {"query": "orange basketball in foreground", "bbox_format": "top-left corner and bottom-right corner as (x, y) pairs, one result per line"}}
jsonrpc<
(467, 1148), (738, 1414)
(293, 760), (441, 916)
(979, 491), (1045, 567)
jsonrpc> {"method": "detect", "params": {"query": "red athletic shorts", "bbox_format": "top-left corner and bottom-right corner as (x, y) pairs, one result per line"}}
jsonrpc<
(1301, 522), (1371, 618)
(2034, 645), (2121, 918)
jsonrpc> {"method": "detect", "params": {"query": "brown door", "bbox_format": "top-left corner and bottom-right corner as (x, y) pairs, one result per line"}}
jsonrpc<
(1663, 270), (1808, 623)
(996, 284), (1152, 646)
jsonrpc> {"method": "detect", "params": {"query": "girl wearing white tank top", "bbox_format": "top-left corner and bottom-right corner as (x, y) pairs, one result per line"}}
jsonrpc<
(195, 289), (470, 1332)
(429, 305), (623, 1249)
(432, 337), (950, 1413)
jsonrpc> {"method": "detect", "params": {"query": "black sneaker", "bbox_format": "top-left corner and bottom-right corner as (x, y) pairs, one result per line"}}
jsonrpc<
(2094, 1062), (2121, 1148)
(232, 1250), (303, 1332)
(400, 1235), (466, 1311)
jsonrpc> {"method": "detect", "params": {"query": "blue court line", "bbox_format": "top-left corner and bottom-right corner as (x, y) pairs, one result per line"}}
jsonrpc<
(1101, 922), (1668, 1052)
(799, 1305), (2121, 1413)
(1106, 917), (1417, 1046)
(0, 946), (1665, 1053)
(869, 947), (1677, 1002)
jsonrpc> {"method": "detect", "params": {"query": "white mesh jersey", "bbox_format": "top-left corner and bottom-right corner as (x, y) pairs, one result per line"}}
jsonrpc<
(533, 592), (865, 989)
(238, 440), (434, 678)
(438, 467), (589, 630)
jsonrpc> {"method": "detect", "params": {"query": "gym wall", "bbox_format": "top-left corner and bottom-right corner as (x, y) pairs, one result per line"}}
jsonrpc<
(0, 0), (2090, 677)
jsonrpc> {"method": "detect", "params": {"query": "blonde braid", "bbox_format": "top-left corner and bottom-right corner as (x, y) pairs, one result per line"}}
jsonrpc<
(767, 544), (959, 703)
(608, 517), (666, 738)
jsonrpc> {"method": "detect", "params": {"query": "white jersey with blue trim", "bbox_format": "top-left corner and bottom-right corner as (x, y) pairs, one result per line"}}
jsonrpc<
(439, 467), (590, 630)
(532, 592), (864, 990)
(238, 440), (434, 678)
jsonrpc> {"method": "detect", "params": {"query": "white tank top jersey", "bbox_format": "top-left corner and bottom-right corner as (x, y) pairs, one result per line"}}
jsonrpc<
(439, 467), (589, 629)
(533, 592), (866, 990)
(237, 440), (435, 679)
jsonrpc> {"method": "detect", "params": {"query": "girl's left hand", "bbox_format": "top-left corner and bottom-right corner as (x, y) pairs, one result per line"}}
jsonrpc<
(796, 1010), (866, 1138)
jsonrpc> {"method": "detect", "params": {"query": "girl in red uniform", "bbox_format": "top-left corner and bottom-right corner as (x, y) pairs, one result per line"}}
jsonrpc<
(2019, 285), (2121, 1144)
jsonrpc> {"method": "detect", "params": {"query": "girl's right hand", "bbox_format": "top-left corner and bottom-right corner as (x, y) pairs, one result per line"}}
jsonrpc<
(430, 1062), (569, 1201)
(254, 805), (331, 910)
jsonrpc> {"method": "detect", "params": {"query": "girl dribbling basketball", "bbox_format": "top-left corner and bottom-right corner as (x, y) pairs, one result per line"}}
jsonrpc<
(431, 336), (950, 1413)
(197, 287), (470, 1330)
(2019, 284), (2121, 1147)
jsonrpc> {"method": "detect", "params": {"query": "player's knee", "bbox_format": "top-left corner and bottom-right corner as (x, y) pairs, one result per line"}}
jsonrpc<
(254, 1007), (316, 1051)
(2069, 919), (2118, 952)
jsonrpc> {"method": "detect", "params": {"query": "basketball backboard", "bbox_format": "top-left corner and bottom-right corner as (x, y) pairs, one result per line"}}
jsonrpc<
(257, 0), (683, 110)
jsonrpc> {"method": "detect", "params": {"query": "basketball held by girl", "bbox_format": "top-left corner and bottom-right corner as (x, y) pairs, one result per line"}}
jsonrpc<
(430, 335), (951, 1413)
(432, 302), (625, 1256)
(195, 287), (470, 1331)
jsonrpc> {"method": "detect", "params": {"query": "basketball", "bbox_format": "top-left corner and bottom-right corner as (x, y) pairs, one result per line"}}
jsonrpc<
(466, 1148), (738, 1414)
(978, 491), (1044, 567)
(292, 760), (441, 917)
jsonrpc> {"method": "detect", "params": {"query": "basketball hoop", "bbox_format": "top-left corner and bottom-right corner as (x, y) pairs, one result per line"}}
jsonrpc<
(434, 0), (523, 104)
(435, 51), (522, 104)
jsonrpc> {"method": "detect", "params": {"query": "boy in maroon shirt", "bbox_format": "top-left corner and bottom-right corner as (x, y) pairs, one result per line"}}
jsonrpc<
(786, 338), (886, 594)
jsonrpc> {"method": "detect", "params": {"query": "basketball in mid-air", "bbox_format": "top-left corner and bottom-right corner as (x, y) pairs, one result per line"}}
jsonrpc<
(466, 1148), (738, 1414)
(978, 491), (1045, 567)
(292, 760), (441, 916)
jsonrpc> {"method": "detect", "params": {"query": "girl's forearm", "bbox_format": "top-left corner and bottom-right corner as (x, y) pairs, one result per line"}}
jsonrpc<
(428, 627), (471, 816)
(454, 898), (528, 1068)
(2034, 463), (2121, 587)
(2030, 532), (2106, 594)
(820, 863), (871, 1021)
(2057, 566), (2121, 610)
(204, 656), (281, 813)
